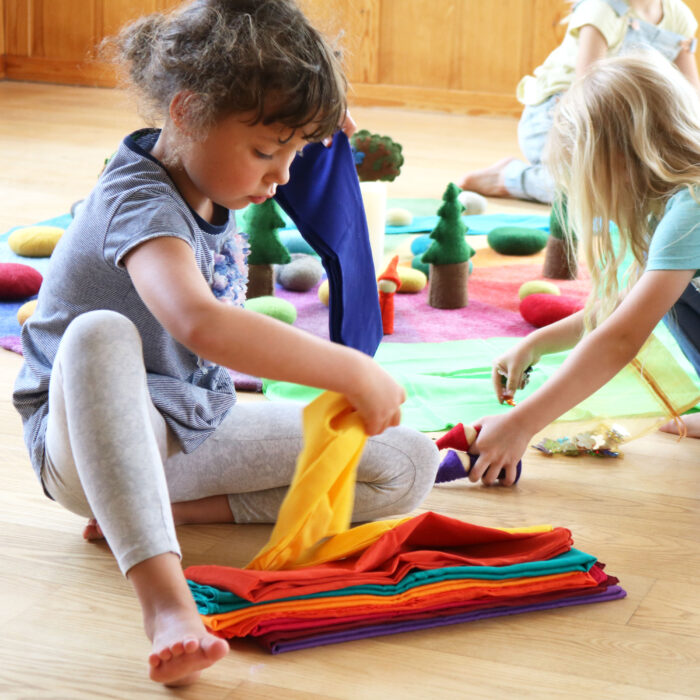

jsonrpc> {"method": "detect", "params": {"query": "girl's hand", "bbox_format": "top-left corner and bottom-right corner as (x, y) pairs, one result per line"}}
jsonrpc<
(344, 357), (405, 436)
(322, 110), (357, 146)
(492, 341), (540, 404)
(469, 413), (532, 486)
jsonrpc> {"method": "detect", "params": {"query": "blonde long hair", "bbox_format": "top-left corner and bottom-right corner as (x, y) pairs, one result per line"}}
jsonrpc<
(546, 52), (700, 328)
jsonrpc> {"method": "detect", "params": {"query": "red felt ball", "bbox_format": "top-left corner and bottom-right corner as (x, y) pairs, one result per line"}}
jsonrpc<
(0, 262), (43, 301)
(520, 293), (583, 327)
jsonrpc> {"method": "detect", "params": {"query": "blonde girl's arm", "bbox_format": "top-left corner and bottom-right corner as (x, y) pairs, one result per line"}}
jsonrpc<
(575, 24), (609, 77)
(674, 45), (700, 92)
(124, 236), (404, 435)
(493, 310), (585, 402)
(472, 267), (695, 485)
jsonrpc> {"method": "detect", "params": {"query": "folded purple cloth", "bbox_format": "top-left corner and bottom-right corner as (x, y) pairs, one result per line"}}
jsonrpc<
(257, 585), (626, 654)
(435, 449), (522, 484)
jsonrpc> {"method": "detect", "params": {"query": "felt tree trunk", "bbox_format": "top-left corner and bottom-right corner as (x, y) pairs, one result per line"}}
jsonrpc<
(543, 196), (578, 279)
(542, 236), (578, 279)
(428, 261), (469, 309)
(247, 264), (275, 299)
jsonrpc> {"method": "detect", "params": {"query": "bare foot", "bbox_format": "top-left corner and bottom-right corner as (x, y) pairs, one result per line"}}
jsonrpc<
(82, 495), (234, 542)
(147, 607), (229, 686)
(458, 157), (515, 197)
(82, 518), (104, 541)
(659, 413), (700, 438)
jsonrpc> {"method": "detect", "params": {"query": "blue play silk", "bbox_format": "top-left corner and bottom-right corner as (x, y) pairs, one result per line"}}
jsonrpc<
(274, 134), (383, 357)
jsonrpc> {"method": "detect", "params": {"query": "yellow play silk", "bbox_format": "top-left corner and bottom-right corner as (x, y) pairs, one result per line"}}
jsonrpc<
(544, 331), (700, 443)
(246, 391), (555, 571)
(246, 391), (369, 570)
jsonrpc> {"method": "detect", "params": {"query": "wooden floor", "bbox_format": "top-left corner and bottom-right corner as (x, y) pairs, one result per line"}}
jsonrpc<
(1, 81), (699, 699)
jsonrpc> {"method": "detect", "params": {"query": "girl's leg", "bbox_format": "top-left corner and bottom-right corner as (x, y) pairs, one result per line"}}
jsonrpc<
(42, 310), (228, 685)
(501, 95), (559, 204)
(162, 401), (439, 524)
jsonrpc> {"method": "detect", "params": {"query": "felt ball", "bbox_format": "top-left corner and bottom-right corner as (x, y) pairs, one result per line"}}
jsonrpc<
(457, 190), (487, 215)
(410, 234), (431, 256)
(244, 296), (297, 324)
(277, 254), (324, 292)
(520, 293), (583, 327)
(518, 280), (561, 300)
(8, 226), (64, 257)
(17, 299), (38, 325)
(386, 207), (413, 226)
(487, 226), (548, 256)
(318, 279), (330, 306)
(397, 266), (427, 293)
(411, 255), (430, 278)
(279, 230), (317, 256)
(0, 263), (43, 301)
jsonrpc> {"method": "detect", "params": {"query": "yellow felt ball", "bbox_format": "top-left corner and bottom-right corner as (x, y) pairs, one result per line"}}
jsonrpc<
(318, 279), (330, 306)
(518, 280), (561, 300)
(397, 266), (427, 293)
(17, 299), (38, 325)
(8, 226), (64, 258)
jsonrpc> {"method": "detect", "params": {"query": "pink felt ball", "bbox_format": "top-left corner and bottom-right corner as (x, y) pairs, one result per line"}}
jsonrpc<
(0, 263), (43, 301)
(520, 293), (583, 327)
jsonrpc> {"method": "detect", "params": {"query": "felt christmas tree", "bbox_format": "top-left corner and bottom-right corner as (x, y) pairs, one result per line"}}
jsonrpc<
(422, 183), (475, 309)
(350, 130), (404, 182)
(543, 197), (578, 279)
(243, 199), (291, 298)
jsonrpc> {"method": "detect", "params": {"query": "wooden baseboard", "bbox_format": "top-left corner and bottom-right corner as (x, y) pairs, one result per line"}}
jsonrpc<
(5, 55), (116, 88)
(349, 83), (523, 117)
(0, 56), (6, 79)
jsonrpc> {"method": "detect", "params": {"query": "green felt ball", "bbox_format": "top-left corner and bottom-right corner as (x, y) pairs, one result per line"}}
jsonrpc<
(486, 226), (549, 256)
(244, 296), (297, 324)
(411, 255), (430, 278)
(518, 280), (561, 299)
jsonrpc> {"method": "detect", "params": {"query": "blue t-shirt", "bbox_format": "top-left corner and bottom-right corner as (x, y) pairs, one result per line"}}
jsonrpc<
(13, 129), (248, 486)
(647, 187), (700, 283)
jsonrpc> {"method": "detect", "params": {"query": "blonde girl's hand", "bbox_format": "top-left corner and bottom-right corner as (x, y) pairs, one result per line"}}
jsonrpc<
(344, 357), (405, 436)
(492, 341), (540, 404)
(469, 413), (532, 486)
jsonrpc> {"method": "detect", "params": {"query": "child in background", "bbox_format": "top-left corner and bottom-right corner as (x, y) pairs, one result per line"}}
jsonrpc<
(12, 0), (438, 685)
(469, 52), (700, 485)
(459, 0), (700, 204)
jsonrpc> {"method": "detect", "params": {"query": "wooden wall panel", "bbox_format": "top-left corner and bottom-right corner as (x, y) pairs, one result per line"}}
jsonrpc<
(0, 0), (5, 76)
(3, 0), (700, 115)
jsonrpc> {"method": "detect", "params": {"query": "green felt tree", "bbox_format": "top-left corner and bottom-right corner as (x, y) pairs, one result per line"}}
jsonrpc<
(243, 199), (291, 298)
(350, 129), (404, 182)
(422, 183), (474, 309)
(422, 183), (475, 265)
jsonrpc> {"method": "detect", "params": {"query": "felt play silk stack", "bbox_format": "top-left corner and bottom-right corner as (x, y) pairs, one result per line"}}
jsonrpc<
(185, 392), (625, 653)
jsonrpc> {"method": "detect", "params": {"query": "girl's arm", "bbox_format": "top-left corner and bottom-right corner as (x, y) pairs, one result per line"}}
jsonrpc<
(674, 46), (700, 92)
(472, 268), (695, 485)
(575, 24), (609, 77)
(493, 309), (585, 402)
(124, 236), (404, 435)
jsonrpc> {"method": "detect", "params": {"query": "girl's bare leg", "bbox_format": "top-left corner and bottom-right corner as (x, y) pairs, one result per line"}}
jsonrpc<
(659, 413), (700, 438)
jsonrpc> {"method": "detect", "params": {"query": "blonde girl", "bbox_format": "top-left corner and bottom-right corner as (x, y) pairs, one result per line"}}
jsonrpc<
(469, 51), (700, 485)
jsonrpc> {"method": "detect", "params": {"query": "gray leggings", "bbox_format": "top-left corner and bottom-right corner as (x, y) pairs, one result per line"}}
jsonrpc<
(41, 311), (439, 575)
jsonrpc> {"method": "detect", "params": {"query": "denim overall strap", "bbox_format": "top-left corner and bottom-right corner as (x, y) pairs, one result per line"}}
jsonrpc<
(601, 0), (696, 60)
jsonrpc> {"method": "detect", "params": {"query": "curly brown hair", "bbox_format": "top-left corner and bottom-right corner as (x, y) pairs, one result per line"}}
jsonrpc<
(104, 0), (347, 141)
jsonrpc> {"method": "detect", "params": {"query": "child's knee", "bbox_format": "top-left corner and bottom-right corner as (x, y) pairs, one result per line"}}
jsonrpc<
(63, 310), (141, 356)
